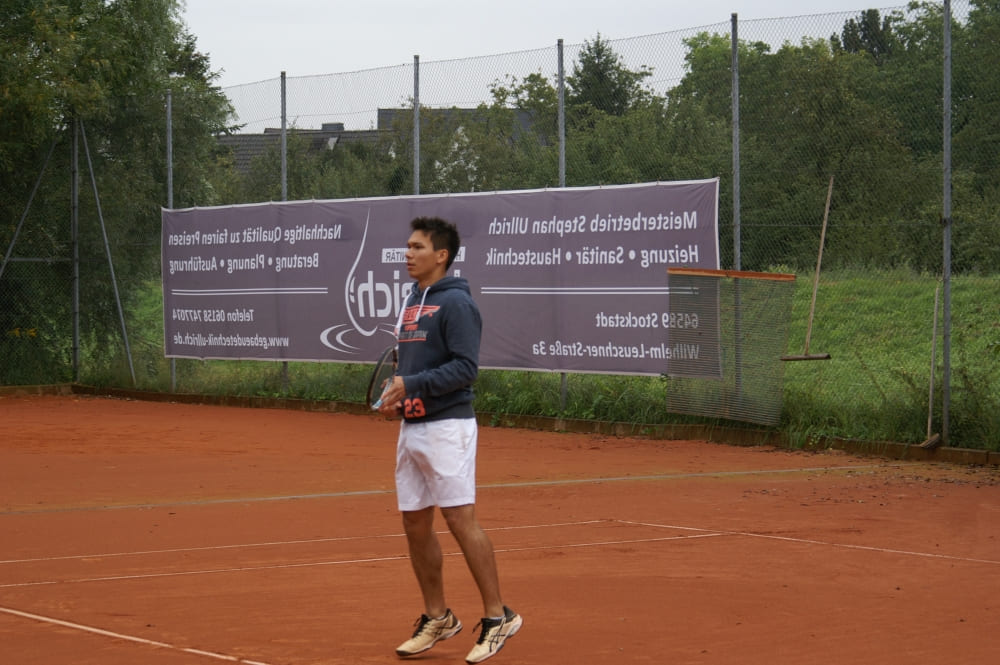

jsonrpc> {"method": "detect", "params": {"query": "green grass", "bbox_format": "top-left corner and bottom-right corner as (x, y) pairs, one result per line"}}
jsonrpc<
(782, 269), (1000, 449)
(70, 271), (1000, 451)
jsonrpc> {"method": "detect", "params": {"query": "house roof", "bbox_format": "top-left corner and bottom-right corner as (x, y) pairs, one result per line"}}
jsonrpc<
(377, 108), (536, 135)
(218, 108), (540, 175)
(217, 122), (380, 174)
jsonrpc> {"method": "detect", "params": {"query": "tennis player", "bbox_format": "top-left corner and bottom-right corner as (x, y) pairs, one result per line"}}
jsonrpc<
(376, 216), (522, 663)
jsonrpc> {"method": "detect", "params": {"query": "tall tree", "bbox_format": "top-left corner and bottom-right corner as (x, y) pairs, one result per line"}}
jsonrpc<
(670, 26), (937, 271)
(0, 0), (233, 382)
(831, 8), (901, 65)
(954, 0), (1000, 187)
(1, 0), (232, 242)
(567, 34), (653, 117)
(950, 0), (1000, 272)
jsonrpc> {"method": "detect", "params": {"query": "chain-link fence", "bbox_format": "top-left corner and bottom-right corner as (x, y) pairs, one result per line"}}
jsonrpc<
(3, 2), (997, 449)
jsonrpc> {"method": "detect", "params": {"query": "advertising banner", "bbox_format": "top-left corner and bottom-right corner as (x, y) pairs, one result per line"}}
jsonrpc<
(162, 179), (719, 375)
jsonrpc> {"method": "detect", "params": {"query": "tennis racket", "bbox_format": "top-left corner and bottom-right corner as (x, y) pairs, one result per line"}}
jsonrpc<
(366, 345), (397, 410)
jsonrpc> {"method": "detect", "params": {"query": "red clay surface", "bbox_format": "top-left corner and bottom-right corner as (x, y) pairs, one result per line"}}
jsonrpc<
(1, 394), (997, 664)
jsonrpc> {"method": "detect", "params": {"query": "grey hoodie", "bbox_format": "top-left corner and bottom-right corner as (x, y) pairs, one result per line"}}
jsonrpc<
(397, 276), (481, 422)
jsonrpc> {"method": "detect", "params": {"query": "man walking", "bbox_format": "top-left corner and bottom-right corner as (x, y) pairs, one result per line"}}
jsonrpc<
(376, 216), (522, 663)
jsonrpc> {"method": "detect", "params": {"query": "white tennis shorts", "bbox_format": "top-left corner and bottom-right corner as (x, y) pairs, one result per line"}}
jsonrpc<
(395, 418), (478, 512)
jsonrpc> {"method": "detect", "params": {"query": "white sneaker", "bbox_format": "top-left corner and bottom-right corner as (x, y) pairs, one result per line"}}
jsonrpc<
(395, 609), (462, 657)
(465, 606), (522, 663)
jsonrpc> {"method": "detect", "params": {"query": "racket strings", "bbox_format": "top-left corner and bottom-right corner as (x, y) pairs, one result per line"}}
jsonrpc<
(372, 287), (426, 410)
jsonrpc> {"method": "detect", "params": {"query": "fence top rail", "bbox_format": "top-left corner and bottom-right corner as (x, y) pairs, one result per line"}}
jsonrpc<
(668, 268), (796, 282)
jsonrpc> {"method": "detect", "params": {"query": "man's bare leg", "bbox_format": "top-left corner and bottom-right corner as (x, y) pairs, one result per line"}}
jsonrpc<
(401, 507), (447, 618)
(441, 503), (503, 618)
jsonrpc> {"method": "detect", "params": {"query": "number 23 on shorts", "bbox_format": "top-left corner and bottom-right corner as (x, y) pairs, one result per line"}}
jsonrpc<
(403, 397), (426, 418)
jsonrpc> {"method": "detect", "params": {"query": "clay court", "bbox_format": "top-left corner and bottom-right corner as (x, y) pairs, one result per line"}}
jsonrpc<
(1, 393), (997, 664)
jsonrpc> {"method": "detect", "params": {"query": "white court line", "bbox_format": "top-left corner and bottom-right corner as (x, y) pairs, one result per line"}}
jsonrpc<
(0, 527), (715, 662)
(479, 464), (890, 490)
(0, 523), (708, 590)
(0, 520), (605, 566)
(0, 606), (274, 665)
(0, 464), (891, 515)
(0, 488), (394, 515)
(616, 519), (1000, 566)
(5, 518), (991, 662)
(0, 532), (407, 565)
(0, 553), (410, 589)
(495, 532), (725, 554)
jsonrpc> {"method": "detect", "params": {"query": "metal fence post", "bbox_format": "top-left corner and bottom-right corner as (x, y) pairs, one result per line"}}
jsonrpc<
(281, 71), (289, 392)
(166, 90), (173, 211)
(731, 14), (741, 272)
(557, 39), (568, 414)
(942, 0), (953, 445)
(281, 71), (287, 202)
(167, 89), (176, 392)
(80, 122), (136, 386)
(71, 119), (80, 382)
(414, 55), (420, 195)
(558, 39), (566, 188)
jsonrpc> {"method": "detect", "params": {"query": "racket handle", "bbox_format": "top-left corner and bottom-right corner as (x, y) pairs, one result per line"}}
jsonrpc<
(371, 384), (391, 410)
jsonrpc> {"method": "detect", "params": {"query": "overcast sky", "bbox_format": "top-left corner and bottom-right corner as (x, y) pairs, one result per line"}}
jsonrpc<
(181, 1), (902, 89)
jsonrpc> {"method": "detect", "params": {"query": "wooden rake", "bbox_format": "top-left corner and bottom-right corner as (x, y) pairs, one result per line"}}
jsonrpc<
(782, 176), (833, 362)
